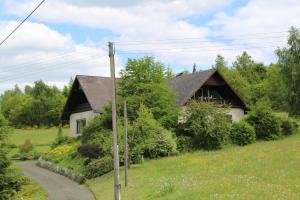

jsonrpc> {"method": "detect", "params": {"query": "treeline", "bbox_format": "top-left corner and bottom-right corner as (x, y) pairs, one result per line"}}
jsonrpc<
(0, 80), (72, 127)
(214, 27), (300, 116)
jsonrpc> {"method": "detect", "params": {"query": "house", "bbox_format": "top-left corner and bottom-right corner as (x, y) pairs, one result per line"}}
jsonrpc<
(61, 69), (247, 137)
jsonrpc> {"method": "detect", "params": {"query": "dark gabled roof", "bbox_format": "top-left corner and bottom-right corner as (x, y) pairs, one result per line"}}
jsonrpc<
(76, 75), (114, 113)
(168, 69), (216, 106)
(168, 69), (247, 107)
(61, 75), (114, 120)
(62, 69), (247, 120)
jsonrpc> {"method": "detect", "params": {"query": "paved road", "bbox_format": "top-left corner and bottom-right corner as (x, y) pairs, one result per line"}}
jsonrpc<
(17, 162), (95, 200)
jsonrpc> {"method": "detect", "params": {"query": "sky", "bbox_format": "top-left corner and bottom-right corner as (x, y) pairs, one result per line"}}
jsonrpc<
(0, 0), (300, 93)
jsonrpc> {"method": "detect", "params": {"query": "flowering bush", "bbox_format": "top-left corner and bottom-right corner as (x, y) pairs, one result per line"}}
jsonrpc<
(48, 144), (73, 156)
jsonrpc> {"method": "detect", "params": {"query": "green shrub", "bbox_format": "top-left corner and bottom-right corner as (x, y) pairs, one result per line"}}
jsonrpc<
(51, 124), (72, 149)
(51, 136), (72, 149)
(231, 121), (256, 146)
(19, 139), (34, 154)
(129, 105), (178, 159)
(280, 118), (298, 136)
(176, 136), (194, 152)
(84, 156), (114, 179)
(246, 104), (282, 140)
(144, 130), (177, 158)
(82, 109), (112, 144)
(0, 152), (25, 199)
(77, 144), (103, 159)
(184, 101), (231, 150)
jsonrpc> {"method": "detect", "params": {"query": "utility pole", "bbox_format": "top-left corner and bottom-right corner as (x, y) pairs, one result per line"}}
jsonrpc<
(108, 42), (121, 200)
(123, 101), (128, 187)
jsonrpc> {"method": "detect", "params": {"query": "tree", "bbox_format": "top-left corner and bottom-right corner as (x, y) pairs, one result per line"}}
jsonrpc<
(1, 80), (67, 127)
(0, 114), (24, 199)
(213, 54), (227, 71)
(166, 67), (175, 78)
(192, 64), (197, 73)
(118, 57), (179, 128)
(276, 27), (300, 116)
(263, 64), (287, 110)
(233, 51), (267, 84)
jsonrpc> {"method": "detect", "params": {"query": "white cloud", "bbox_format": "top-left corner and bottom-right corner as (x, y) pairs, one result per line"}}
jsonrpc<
(1, 0), (300, 94)
(0, 21), (122, 93)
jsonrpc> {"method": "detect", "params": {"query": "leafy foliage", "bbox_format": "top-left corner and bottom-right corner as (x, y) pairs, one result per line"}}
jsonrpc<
(129, 105), (177, 159)
(19, 139), (34, 154)
(183, 101), (231, 150)
(77, 144), (103, 159)
(144, 130), (177, 158)
(84, 156), (114, 179)
(51, 125), (72, 149)
(118, 57), (179, 128)
(0, 80), (69, 127)
(280, 118), (299, 136)
(230, 121), (256, 146)
(276, 27), (300, 116)
(246, 103), (282, 140)
(176, 136), (194, 152)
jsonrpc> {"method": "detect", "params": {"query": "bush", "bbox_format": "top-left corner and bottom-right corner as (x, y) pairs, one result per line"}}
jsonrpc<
(176, 136), (194, 152)
(77, 144), (103, 159)
(0, 152), (25, 199)
(144, 130), (177, 158)
(51, 136), (72, 149)
(231, 121), (256, 146)
(47, 144), (73, 157)
(280, 118), (298, 136)
(129, 105), (178, 159)
(51, 124), (72, 149)
(84, 156), (114, 179)
(184, 101), (231, 150)
(246, 104), (282, 140)
(19, 139), (34, 154)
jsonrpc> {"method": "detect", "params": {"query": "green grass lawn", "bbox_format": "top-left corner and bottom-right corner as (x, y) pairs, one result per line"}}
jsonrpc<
(13, 178), (47, 200)
(8, 128), (68, 146)
(87, 132), (300, 200)
(7, 127), (69, 157)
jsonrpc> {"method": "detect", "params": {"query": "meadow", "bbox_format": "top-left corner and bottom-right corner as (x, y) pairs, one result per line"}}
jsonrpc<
(87, 131), (300, 200)
(7, 127), (68, 157)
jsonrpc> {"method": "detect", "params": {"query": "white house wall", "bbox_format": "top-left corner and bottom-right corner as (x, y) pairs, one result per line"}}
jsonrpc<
(178, 106), (245, 123)
(229, 108), (245, 122)
(69, 110), (99, 137)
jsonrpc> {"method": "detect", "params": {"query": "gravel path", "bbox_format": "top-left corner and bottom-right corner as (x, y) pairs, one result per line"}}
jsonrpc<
(17, 162), (95, 200)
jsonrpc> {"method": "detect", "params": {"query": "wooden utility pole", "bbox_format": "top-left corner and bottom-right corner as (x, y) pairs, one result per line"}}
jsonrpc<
(123, 101), (128, 187)
(108, 42), (121, 200)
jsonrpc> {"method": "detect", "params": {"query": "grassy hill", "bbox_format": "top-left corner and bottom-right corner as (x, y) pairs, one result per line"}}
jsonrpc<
(7, 128), (68, 157)
(87, 132), (300, 200)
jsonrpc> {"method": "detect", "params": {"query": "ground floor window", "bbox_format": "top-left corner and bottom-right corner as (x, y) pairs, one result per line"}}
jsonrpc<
(76, 119), (86, 134)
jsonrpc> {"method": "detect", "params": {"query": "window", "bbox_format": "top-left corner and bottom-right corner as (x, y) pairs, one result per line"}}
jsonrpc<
(76, 119), (86, 134)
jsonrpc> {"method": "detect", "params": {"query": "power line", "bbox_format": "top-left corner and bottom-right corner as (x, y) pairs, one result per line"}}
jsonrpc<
(116, 40), (285, 52)
(116, 44), (282, 55)
(116, 35), (287, 46)
(0, 53), (106, 74)
(114, 30), (290, 45)
(0, 0), (46, 47)
(0, 57), (102, 83)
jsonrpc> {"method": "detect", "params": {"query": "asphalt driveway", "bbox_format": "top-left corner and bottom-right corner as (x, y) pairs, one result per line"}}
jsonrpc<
(17, 162), (95, 200)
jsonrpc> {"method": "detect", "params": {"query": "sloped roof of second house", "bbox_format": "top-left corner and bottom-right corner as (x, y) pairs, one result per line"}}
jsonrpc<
(168, 69), (247, 107)
(168, 69), (216, 106)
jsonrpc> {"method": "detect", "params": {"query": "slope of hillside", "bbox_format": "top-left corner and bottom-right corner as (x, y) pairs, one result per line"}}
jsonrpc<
(87, 132), (300, 200)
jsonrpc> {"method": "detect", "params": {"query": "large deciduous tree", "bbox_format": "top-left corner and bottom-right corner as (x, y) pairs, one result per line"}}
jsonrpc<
(276, 27), (300, 116)
(118, 57), (179, 128)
